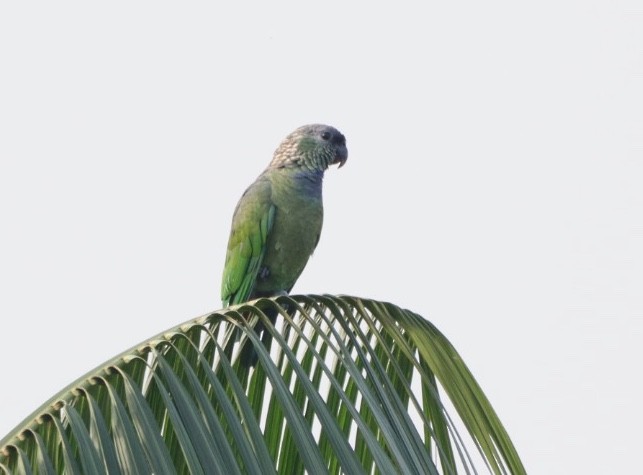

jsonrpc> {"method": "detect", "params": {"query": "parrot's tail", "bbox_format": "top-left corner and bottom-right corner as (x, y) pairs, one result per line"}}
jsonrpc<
(239, 305), (278, 367)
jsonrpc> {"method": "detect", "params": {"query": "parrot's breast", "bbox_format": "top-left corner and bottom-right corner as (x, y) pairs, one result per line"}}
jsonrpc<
(255, 176), (323, 294)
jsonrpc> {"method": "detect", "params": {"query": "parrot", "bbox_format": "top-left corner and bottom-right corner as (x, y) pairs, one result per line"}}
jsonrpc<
(221, 124), (348, 366)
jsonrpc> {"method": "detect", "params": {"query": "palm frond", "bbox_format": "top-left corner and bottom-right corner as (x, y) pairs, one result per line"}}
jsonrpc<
(0, 295), (525, 474)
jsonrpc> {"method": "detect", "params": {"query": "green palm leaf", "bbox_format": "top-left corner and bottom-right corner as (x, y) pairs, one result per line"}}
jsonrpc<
(0, 295), (526, 474)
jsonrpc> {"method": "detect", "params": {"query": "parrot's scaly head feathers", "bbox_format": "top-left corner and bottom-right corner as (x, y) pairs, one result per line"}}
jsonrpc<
(269, 124), (348, 172)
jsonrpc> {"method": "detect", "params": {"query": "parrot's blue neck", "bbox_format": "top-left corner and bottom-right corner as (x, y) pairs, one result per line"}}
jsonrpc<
(286, 169), (324, 198)
(294, 168), (323, 182)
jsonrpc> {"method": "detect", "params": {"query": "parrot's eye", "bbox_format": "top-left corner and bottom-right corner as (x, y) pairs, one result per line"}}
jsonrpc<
(321, 131), (331, 141)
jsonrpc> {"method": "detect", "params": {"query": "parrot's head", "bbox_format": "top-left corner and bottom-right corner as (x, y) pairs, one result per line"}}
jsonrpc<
(270, 124), (348, 172)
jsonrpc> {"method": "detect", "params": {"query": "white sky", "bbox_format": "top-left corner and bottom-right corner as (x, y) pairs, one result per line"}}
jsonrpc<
(1, 2), (641, 473)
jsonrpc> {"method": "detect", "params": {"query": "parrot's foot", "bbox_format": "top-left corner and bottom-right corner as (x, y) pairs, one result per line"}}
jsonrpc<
(258, 266), (270, 280)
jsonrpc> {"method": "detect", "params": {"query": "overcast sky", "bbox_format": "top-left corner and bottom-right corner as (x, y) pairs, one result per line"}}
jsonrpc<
(1, 2), (641, 473)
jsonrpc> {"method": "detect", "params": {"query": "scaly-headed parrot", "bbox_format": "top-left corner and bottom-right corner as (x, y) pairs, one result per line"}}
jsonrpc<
(221, 124), (348, 366)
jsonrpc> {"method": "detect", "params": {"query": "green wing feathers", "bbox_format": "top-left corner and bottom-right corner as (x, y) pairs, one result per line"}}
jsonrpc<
(221, 179), (275, 306)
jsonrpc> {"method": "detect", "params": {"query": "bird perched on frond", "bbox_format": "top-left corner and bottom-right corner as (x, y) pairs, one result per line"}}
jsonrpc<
(221, 124), (348, 366)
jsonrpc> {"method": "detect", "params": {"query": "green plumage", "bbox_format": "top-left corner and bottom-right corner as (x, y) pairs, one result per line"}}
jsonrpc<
(221, 124), (347, 365)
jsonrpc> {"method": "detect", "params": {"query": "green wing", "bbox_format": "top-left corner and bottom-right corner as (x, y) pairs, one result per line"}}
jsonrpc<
(221, 178), (276, 307)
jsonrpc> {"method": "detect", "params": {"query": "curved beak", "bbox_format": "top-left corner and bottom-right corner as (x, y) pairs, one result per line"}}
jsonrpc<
(333, 147), (348, 168)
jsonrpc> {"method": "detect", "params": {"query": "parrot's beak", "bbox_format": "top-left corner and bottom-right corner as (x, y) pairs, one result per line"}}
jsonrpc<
(333, 149), (348, 168)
